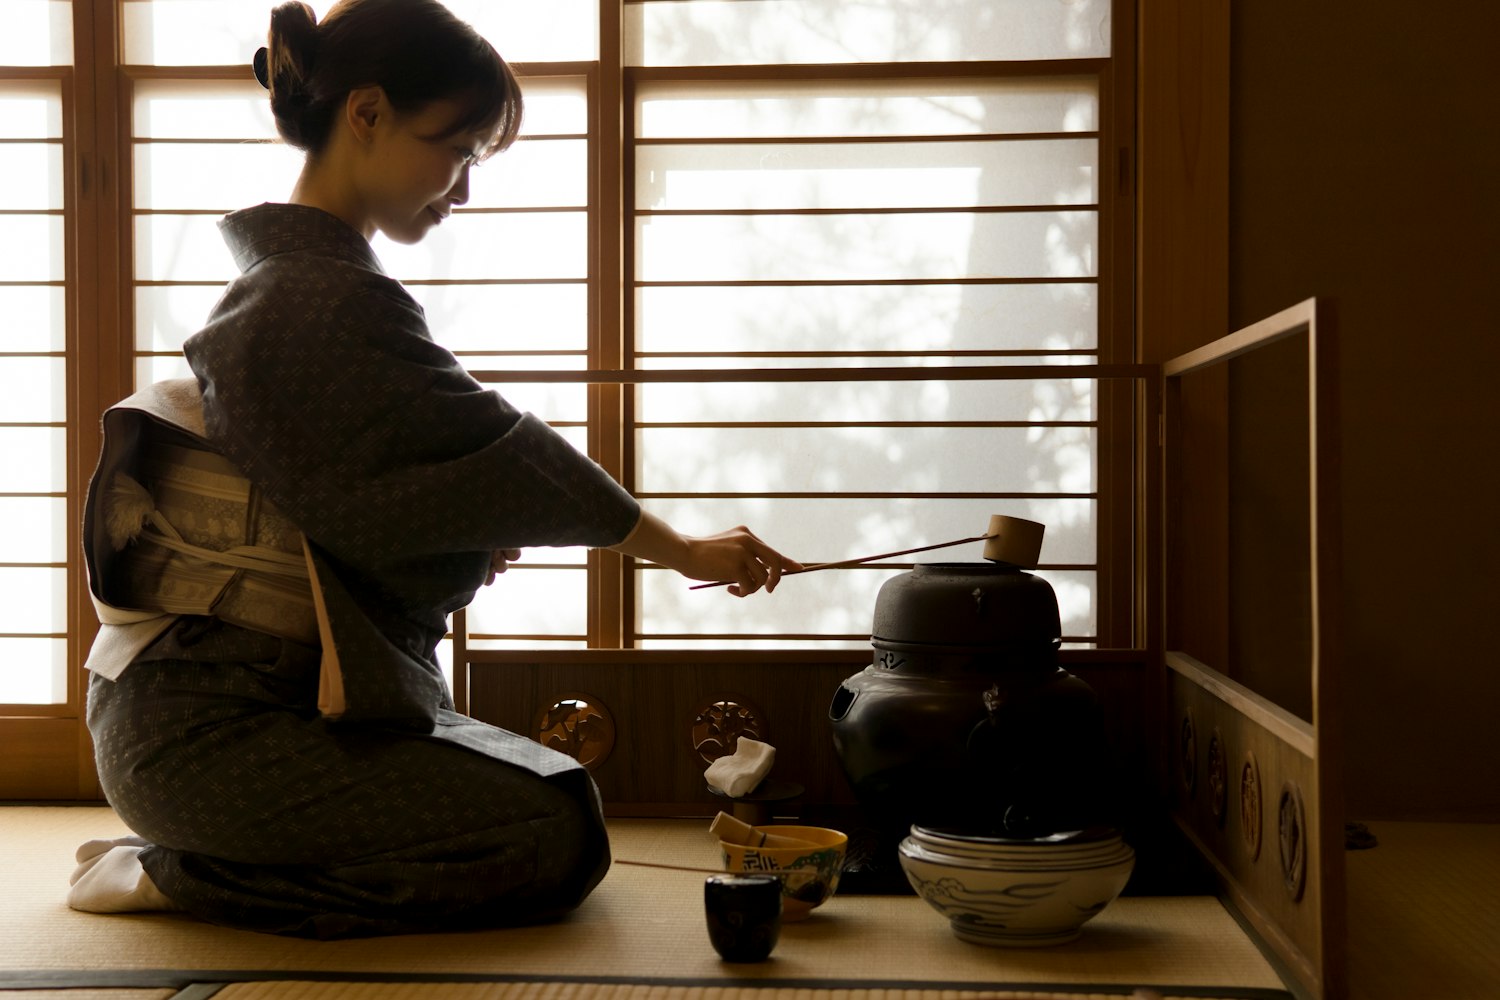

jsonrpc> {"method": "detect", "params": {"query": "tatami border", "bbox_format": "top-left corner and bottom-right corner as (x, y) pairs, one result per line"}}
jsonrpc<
(0, 969), (1294, 999)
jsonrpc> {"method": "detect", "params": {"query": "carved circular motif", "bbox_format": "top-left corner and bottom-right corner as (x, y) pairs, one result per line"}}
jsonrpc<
(1179, 710), (1198, 796)
(1240, 751), (1263, 861)
(1278, 781), (1308, 902)
(1207, 728), (1228, 825)
(692, 699), (766, 764)
(534, 692), (615, 771)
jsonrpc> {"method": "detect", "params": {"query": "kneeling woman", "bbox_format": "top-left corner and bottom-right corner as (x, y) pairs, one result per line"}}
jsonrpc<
(70, 0), (798, 938)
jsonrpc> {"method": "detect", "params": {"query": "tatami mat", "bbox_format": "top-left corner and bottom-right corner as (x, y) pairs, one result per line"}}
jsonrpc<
(1346, 820), (1500, 1000)
(1, 806), (1287, 998)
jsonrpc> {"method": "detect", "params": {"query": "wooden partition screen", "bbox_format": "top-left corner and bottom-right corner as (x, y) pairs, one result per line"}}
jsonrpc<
(1161, 298), (1344, 1000)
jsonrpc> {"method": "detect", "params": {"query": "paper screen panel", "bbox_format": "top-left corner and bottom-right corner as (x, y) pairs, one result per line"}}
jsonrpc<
(436, 0), (598, 63)
(0, 144), (63, 210)
(503, 78), (589, 136)
(468, 139), (588, 209)
(0, 568), (66, 633)
(123, 0), (595, 64)
(134, 284), (226, 355)
(134, 215), (237, 283)
(635, 212), (1097, 282)
(637, 77), (1098, 139)
(0, 215), (64, 282)
(133, 78), (273, 139)
(630, 61), (1107, 649)
(637, 139), (1097, 211)
(636, 425), (1096, 494)
(135, 141), (303, 211)
(0, 428), (66, 493)
(466, 567), (589, 641)
(0, 358), (65, 423)
(374, 212), (588, 282)
(0, 1), (72, 66)
(636, 283), (1098, 356)
(0, 638), (67, 703)
(636, 376), (1095, 423)
(408, 284), (587, 355)
(0, 499), (66, 563)
(624, 0), (1110, 66)
(0, 285), (65, 353)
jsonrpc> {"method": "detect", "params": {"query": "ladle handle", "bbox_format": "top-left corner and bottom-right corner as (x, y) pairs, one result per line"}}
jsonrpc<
(688, 533), (996, 591)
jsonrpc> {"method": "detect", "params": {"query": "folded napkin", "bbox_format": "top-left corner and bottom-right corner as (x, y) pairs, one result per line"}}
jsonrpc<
(705, 737), (775, 797)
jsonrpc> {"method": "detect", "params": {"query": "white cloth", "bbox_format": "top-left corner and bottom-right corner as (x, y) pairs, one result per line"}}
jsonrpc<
(704, 737), (775, 797)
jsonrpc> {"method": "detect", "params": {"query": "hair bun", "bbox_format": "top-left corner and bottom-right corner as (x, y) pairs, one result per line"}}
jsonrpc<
(266, 1), (323, 148)
(267, 2), (319, 93)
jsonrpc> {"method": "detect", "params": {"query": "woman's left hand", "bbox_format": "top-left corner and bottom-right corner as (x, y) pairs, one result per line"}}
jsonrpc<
(485, 548), (523, 585)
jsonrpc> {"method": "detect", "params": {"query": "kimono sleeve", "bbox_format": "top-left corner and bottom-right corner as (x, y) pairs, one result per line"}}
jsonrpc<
(187, 264), (641, 567)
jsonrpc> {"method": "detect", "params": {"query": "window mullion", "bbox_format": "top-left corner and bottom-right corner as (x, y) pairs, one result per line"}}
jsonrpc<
(591, 0), (628, 647)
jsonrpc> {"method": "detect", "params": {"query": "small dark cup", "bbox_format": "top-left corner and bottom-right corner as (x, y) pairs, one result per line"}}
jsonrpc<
(704, 874), (782, 962)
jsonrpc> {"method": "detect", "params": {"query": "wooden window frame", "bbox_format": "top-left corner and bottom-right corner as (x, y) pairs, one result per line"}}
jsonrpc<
(2, 0), (1193, 801)
(597, 37), (1138, 653)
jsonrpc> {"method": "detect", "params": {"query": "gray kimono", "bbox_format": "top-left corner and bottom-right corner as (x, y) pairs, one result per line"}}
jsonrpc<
(84, 203), (640, 938)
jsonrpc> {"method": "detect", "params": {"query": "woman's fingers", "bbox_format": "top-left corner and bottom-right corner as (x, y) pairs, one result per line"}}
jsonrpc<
(657, 523), (802, 597)
(485, 548), (524, 585)
(722, 533), (798, 597)
(766, 554), (784, 592)
(751, 535), (800, 594)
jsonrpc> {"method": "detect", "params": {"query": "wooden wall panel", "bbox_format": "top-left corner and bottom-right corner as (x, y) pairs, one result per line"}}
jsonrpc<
(469, 652), (866, 816)
(0, 719), (82, 799)
(1169, 659), (1323, 992)
(468, 650), (1155, 820)
(1228, 0), (1500, 821)
(1137, 0), (1230, 365)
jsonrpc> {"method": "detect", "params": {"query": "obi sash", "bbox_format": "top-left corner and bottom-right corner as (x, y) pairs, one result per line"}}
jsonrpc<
(83, 379), (347, 717)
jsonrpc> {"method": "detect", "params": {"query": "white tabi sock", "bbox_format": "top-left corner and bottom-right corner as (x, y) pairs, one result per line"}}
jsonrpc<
(67, 842), (181, 913)
(72, 835), (151, 872)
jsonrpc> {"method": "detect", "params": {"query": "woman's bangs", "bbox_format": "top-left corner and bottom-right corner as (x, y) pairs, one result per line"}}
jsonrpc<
(451, 47), (523, 160)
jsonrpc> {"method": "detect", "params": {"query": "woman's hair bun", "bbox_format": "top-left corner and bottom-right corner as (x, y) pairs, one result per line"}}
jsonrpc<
(266, 1), (324, 150)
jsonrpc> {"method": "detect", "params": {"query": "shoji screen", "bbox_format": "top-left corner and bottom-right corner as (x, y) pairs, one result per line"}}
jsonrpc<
(0, 2), (73, 706)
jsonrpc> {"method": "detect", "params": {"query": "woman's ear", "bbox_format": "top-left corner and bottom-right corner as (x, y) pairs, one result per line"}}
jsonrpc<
(345, 85), (388, 145)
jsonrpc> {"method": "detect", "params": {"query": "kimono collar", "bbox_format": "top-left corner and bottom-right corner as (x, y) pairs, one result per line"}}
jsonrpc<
(218, 203), (386, 275)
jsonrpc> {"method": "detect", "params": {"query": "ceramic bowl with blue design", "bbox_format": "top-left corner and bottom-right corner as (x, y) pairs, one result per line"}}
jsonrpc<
(719, 824), (847, 920)
(898, 826), (1134, 947)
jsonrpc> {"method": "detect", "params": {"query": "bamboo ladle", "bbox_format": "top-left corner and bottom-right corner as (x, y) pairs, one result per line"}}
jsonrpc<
(689, 514), (1045, 591)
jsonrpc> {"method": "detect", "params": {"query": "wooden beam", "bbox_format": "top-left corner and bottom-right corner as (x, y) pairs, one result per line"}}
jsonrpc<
(1137, 0), (1230, 364)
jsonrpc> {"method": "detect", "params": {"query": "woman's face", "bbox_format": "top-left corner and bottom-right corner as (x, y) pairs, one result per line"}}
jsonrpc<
(359, 96), (498, 245)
